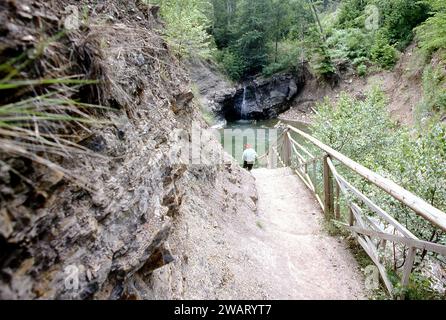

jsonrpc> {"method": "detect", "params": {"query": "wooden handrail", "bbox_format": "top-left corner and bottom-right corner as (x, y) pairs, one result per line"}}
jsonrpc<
(273, 124), (446, 297)
(326, 157), (418, 240)
(287, 125), (446, 232)
(287, 133), (315, 159)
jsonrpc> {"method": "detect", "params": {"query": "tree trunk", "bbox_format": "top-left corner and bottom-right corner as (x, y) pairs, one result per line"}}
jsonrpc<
(308, 0), (325, 39)
(275, 36), (279, 63)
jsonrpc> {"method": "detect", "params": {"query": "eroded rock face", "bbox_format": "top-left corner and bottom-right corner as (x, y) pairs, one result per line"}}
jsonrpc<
(0, 0), (258, 300)
(217, 66), (309, 121)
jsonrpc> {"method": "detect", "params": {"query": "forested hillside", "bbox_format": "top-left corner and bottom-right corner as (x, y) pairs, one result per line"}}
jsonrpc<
(150, 0), (445, 118)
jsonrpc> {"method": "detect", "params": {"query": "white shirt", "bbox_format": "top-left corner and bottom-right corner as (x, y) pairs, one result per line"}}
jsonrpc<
(243, 148), (257, 163)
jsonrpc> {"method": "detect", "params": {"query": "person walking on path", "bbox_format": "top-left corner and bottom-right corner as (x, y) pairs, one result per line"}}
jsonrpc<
(242, 144), (257, 171)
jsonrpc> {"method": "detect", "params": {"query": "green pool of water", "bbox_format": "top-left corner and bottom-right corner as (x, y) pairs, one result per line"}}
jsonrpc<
(218, 119), (310, 167)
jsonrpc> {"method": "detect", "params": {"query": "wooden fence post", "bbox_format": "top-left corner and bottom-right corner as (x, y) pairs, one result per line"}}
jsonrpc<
(323, 155), (334, 219)
(401, 247), (417, 299)
(282, 131), (292, 167)
(349, 207), (355, 227)
(335, 182), (341, 220)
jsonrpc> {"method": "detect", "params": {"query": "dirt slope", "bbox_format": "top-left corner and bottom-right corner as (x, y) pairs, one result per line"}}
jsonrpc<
(280, 43), (425, 126)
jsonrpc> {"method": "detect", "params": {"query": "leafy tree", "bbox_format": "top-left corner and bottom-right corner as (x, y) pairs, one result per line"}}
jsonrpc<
(270, 0), (293, 63)
(150, 0), (215, 58)
(326, 28), (373, 61)
(305, 27), (337, 80)
(216, 48), (244, 80)
(415, 0), (446, 58)
(287, 0), (314, 40)
(419, 65), (446, 116)
(372, 0), (430, 49)
(336, 0), (368, 29)
(370, 30), (398, 69)
(233, 0), (273, 76)
(312, 88), (446, 246)
(211, 0), (238, 49)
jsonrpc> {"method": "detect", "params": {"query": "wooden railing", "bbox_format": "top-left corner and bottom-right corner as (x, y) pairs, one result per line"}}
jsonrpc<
(267, 124), (446, 298)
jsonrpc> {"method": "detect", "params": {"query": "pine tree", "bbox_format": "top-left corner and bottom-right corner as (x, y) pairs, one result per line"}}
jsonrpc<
(235, 0), (273, 75)
(151, 0), (215, 58)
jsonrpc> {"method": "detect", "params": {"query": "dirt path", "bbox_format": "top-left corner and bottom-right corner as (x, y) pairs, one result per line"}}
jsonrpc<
(245, 167), (366, 299)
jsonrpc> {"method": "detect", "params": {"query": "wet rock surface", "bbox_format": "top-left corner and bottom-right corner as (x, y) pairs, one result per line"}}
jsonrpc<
(186, 59), (310, 122)
(216, 66), (309, 121)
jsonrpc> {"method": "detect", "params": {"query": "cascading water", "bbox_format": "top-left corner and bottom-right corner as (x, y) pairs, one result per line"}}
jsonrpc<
(240, 85), (247, 120)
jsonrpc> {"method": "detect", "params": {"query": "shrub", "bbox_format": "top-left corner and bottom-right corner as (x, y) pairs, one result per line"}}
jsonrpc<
(311, 88), (446, 243)
(327, 28), (373, 61)
(152, 0), (215, 59)
(335, 0), (368, 29)
(305, 29), (337, 80)
(415, 0), (446, 58)
(357, 64), (367, 76)
(418, 65), (446, 117)
(352, 56), (370, 67)
(263, 39), (303, 77)
(370, 32), (399, 69)
(218, 49), (245, 81)
(372, 0), (430, 49)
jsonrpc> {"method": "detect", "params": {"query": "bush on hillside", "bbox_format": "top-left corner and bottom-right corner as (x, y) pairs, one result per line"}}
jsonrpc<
(357, 63), (368, 77)
(418, 65), (446, 117)
(373, 0), (430, 50)
(326, 28), (373, 61)
(263, 39), (304, 77)
(215, 49), (245, 81)
(415, 0), (446, 58)
(370, 32), (399, 69)
(312, 89), (446, 245)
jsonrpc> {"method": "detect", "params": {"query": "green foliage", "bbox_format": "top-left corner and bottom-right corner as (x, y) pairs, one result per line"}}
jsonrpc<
(418, 65), (446, 117)
(415, 1), (446, 58)
(336, 0), (368, 29)
(263, 39), (304, 77)
(352, 56), (370, 67)
(210, 0), (314, 78)
(306, 29), (336, 79)
(326, 28), (373, 61)
(233, 0), (273, 75)
(390, 270), (445, 300)
(328, 0), (430, 71)
(188, 0), (445, 80)
(312, 88), (446, 242)
(311, 89), (446, 295)
(357, 63), (367, 76)
(312, 89), (393, 161)
(211, 0), (237, 49)
(336, 0), (429, 48)
(215, 48), (244, 80)
(150, 0), (215, 58)
(372, 0), (430, 49)
(370, 32), (398, 69)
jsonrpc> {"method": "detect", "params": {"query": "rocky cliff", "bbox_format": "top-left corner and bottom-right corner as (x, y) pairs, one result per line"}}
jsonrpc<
(187, 61), (310, 122)
(223, 70), (307, 121)
(0, 0), (257, 300)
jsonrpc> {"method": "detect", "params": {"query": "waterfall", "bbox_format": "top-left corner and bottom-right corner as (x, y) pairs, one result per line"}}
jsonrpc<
(240, 85), (247, 120)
